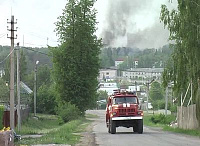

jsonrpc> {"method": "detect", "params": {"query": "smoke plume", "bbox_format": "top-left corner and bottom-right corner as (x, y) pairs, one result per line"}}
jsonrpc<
(100, 0), (177, 49)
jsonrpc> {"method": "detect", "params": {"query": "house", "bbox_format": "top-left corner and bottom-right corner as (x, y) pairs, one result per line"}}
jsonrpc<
(99, 69), (117, 81)
(115, 59), (124, 67)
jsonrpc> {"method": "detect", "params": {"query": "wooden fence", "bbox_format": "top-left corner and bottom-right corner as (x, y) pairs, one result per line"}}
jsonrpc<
(177, 104), (199, 129)
(2, 108), (30, 128)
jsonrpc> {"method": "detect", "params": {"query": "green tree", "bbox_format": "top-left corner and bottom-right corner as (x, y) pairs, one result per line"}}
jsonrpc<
(37, 84), (57, 114)
(0, 78), (9, 102)
(52, 0), (102, 113)
(3, 49), (27, 83)
(37, 65), (51, 88)
(20, 50), (27, 81)
(98, 90), (108, 100)
(160, 1), (200, 123)
(149, 81), (164, 101)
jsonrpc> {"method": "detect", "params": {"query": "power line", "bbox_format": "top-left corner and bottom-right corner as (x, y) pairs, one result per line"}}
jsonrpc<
(0, 46), (52, 65)
(0, 34), (6, 38)
(22, 47), (52, 56)
(0, 48), (15, 64)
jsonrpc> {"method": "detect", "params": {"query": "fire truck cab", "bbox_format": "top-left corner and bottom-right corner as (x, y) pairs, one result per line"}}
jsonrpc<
(106, 90), (143, 134)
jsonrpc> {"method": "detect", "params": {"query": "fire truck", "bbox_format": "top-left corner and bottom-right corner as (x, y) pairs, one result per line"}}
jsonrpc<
(106, 90), (143, 134)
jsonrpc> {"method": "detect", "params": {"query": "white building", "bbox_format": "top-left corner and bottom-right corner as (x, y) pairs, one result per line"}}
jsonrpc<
(122, 68), (163, 80)
(99, 69), (117, 80)
(0, 69), (5, 78)
(98, 82), (118, 95)
(115, 59), (124, 67)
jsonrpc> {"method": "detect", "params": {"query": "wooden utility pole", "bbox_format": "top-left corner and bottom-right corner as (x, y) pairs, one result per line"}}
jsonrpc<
(147, 81), (149, 114)
(7, 15), (17, 130)
(16, 42), (21, 131)
(165, 85), (168, 116)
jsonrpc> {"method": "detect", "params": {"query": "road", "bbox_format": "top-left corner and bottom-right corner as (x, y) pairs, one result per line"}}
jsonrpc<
(86, 110), (200, 146)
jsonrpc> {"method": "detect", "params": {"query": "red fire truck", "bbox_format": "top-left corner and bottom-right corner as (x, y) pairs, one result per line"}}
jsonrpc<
(106, 90), (143, 134)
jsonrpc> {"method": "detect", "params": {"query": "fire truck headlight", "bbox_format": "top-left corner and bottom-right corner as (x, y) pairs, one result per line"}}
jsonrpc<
(113, 112), (117, 116)
(138, 111), (143, 116)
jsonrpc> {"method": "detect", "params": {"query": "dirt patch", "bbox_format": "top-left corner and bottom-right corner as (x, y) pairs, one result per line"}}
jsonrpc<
(75, 121), (97, 146)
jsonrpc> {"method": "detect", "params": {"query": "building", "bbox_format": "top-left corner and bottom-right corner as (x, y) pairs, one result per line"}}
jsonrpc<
(98, 82), (118, 95)
(122, 68), (164, 81)
(115, 59), (124, 67)
(0, 69), (5, 78)
(99, 69), (117, 81)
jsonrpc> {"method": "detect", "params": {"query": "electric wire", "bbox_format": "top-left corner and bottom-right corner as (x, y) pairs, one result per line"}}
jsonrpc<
(0, 46), (52, 65)
(0, 34), (6, 38)
(0, 48), (15, 64)
(22, 47), (52, 57)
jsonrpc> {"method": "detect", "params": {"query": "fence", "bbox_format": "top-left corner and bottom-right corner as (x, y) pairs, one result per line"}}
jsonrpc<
(177, 104), (199, 129)
(2, 107), (30, 128)
(20, 108), (30, 121)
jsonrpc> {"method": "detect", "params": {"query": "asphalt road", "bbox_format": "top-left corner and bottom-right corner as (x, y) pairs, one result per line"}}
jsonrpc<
(87, 110), (200, 146)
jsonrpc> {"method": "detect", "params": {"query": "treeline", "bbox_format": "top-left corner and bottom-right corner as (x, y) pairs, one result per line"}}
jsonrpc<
(0, 45), (52, 73)
(100, 45), (173, 69)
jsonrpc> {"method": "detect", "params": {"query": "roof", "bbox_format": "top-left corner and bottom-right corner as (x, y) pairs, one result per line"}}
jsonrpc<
(124, 68), (164, 73)
(20, 81), (33, 94)
(115, 59), (124, 61)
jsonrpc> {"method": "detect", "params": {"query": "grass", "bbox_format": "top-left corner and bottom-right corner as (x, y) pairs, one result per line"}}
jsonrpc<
(143, 114), (169, 128)
(163, 126), (200, 137)
(144, 113), (200, 137)
(16, 114), (60, 135)
(85, 113), (98, 119)
(15, 114), (92, 145)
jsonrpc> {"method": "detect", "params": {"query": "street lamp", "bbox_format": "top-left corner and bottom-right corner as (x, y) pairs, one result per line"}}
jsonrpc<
(34, 60), (39, 117)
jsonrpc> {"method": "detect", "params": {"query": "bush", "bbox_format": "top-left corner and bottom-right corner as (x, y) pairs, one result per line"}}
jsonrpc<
(56, 102), (81, 124)
(150, 114), (176, 124)
(152, 100), (172, 110)
(0, 105), (4, 129)
(37, 84), (57, 114)
(151, 114), (166, 124)
(170, 105), (177, 113)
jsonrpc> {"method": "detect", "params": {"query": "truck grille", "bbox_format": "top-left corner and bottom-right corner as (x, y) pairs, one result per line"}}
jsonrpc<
(118, 108), (135, 116)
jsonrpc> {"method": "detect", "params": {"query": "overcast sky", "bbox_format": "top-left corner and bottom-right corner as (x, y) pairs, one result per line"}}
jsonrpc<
(0, 0), (177, 49)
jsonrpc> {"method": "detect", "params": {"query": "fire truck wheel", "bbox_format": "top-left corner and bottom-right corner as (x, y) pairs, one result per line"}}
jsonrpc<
(110, 120), (116, 134)
(137, 119), (143, 134)
(108, 120), (111, 133)
(133, 125), (138, 132)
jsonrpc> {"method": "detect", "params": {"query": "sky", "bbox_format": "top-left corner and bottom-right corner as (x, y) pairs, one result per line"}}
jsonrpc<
(0, 0), (177, 49)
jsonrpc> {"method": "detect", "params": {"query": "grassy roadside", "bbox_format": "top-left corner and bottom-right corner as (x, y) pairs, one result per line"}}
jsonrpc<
(15, 113), (93, 145)
(144, 114), (200, 137)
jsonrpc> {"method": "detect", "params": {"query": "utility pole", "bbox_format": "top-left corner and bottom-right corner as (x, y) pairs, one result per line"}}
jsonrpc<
(7, 15), (17, 130)
(34, 61), (39, 117)
(147, 81), (149, 114)
(16, 43), (21, 131)
(23, 35), (24, 47)
(165, 85), (168, 116)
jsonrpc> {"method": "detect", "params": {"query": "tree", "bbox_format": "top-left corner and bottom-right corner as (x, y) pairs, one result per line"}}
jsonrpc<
(98, 90), (108, 100)
(20, 50), (27, 81)
(0, 78), (9, 103)
(149, 81), (164, 101)
(3, 49), (27, 83)
(37, 84), (57, 114)
(52, 0), (102, 113)
(149, 81), (164, 110)
(160, 1), (200, 123)
(37, 65), (51, 88)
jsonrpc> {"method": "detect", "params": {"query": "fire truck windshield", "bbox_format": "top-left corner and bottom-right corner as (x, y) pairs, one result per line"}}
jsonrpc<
(113, 97), (137, 104)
